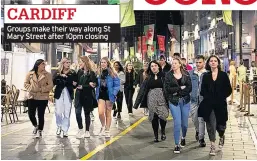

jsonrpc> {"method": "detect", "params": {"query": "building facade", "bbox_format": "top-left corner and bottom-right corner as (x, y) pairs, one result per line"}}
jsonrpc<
(182, 11), (257, 68)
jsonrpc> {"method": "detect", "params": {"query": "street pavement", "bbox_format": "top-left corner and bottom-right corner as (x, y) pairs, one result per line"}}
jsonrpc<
(1, 91), (257, 160)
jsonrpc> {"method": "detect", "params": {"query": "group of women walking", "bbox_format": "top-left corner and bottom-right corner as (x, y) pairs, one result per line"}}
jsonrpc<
(24, 54), (232, 156)
(133, 55), (232, 155)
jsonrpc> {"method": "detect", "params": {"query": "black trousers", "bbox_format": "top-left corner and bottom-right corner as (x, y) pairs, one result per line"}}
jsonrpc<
(75, 102), (91, 131)
(113, 91), (123, 112)
(124, 88), (134, 113)
(28, 99), (48, 131)
(152, 113), (167, 138)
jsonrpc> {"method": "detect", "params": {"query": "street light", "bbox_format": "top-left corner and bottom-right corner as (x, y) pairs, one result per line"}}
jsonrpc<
(31, 0), (43, 4)
(63, 0), (76, 4)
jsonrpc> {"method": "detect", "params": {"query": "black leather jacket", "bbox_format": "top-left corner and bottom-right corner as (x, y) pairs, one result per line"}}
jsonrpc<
(164, 70), (192, 106)
(53, 69), (77, 100)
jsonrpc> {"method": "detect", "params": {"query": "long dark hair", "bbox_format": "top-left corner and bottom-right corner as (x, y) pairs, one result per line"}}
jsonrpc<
(113, 61), (124, 72)
(146, 60), (163, 76)
(205, 55), (221, 71)
(31, 59), (44, 77)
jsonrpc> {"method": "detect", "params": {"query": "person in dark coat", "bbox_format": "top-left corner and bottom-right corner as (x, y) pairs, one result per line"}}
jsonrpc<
(124, 62), (138, 115)
(159, 55), (171, 74)
(75, 56), (98, 139)
(133, 60), (169, 142)
(137, 62), (149, 115)
(53, 58), (77, 137)
(198, 55), (232, 156)
(137, 62), (149, 87)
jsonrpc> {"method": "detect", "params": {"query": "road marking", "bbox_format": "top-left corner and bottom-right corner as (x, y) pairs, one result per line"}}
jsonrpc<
(80, 116), (147, 160)
(1, 129), (25, 137)
(167, 115), (172, 121)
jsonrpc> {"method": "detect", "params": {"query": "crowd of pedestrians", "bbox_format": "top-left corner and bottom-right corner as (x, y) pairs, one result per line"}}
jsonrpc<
(24, 53), (232, 156)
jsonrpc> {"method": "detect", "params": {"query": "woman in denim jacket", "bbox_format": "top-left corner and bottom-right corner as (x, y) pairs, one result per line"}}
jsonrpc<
(95, 57), (120, 138)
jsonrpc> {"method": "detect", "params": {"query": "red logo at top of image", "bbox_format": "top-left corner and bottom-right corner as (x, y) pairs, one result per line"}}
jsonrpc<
(7, 7), (77, 20)
(145, 0), (256, 5)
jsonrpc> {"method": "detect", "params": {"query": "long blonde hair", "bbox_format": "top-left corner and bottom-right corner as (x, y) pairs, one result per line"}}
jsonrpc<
(58, 57), (71, 73)
(80, 56), (93, 72)
(98, 57), (116, 78)
(172, 58), (187, 75)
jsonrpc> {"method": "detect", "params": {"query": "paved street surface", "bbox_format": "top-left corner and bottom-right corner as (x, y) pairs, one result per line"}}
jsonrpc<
(1, 91), (257, 160)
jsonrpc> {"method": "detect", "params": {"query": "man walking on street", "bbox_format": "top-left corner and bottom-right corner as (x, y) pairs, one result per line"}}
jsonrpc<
(189, 55), (207, 147)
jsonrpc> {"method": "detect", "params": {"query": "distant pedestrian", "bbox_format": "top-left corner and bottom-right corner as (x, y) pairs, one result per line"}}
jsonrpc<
(159, 55), (171, 74)
(124, 62), (138, 115)
(137, 62), (149, 115)
(112, 61), (125, 119)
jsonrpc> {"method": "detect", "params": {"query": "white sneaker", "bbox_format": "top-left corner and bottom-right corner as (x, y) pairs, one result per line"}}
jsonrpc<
(129, 113), (133, 116)
(35, 130), (42, 138)
(105, 131), (111, 138)
(76, 129), (84, 139)
(98, 127), (105, 137)
(56, 127), (61, 136)
(84, 131), (90, 138)
(63, 131), (68, 138)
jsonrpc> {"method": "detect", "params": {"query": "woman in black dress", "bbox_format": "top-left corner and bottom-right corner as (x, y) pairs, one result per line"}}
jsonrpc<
(198, 55), (232, 156)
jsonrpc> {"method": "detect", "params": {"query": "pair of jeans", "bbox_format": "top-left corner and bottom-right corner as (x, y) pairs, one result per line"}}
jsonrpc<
(28, 99), (48, 131)
(169, 99), (190, 145)
(75, 101), (91, 131)
(190, 103), (205, 140)
(206, 110), (226, 142)
(55, 88), (72, 133)
(124, 88), (134, 113)
(113, 91), (123, 112)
